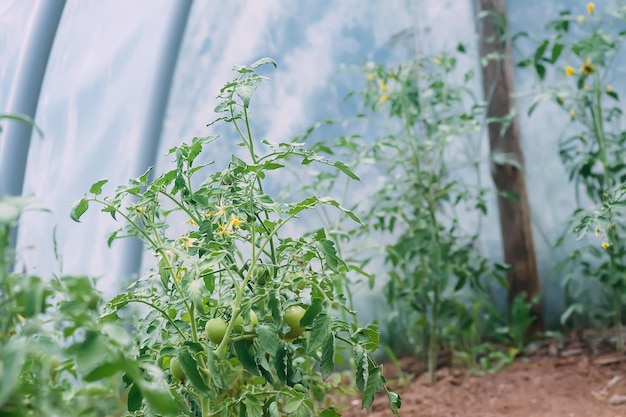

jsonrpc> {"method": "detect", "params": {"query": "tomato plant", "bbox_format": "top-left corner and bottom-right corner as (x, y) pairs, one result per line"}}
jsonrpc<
(71, 58), (400, 416)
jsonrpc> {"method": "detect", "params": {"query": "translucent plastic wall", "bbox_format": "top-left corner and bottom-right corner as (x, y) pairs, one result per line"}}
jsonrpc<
(0, 0), (618, 323)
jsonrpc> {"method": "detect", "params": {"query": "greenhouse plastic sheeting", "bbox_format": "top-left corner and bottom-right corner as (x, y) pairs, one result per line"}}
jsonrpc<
(0, 0), (618, 324)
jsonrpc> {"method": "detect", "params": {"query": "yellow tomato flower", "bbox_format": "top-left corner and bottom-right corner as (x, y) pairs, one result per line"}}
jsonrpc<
(602, 241), (610, 250)
(380, 95), (389, 103)
(565, 66), (576, 76)
(185, 219), (197, 227)
(228, 216), (244, 230)
(606, 84), (612, 92)
(577, 15), (585, 23)
(176, 268), (187, 281)
(433, 57), (442, 65)
(584, 82), (590, 90)
(380, 80), (387, 91)
(595, 228), (601, 237)
(580, 58), (595, 76)
(587, 2), (595, 15)
(214, 204), (231, 217)
(179, 237), (197, 249)
(569, 109), (576, 118)
(368, 72), (375, 80)
(218, 224), (231, 236)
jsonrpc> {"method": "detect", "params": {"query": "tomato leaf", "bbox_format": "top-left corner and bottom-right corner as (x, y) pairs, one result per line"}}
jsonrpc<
(306, 312), (331, 354)
(179, 347), (211, 395)
(234, 340), (260, 376)
(89, 179), (108, 195)
(387, 389), (402, 416)
(137, 381), (182, 416)
(353, 345), (368, 392)
(320, 332), (335, 380)
(299, 298), (323, 327)
(70, 198), (89, 222)
(362, 365), (385, 409)
(127, 382), (142, 412)
(250, 57), (277, 69)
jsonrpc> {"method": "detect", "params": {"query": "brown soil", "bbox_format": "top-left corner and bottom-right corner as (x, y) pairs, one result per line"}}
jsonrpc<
(341, 333), (626, 417)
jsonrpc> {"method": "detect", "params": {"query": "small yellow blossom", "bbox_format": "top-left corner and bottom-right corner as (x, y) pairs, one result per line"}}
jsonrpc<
(601, 241), (610, 250)
(606, 84), (612, 93)
(176, 268), (187, 281)
(130, 203), (146, 217)
(570, 109), (576, 118)
(179, 237), (197, 249)
(577, 15), (585, 23)
(368, 72), (375, 80)
(380, 80), (387, 91)
(580, 58), (595, 76)
(584, 82), (590, 90)
(214, 204), (231, 218)
(565, 65), (576, 77)
(433, 57), (442, 65)
(587, 2), (595, 15)
(595, 228), (601, 237)
(218, 224), (231, 236)
(185, 219), (197, 227)
(380, 95), (389, 103)
(228, 216), (244, 230)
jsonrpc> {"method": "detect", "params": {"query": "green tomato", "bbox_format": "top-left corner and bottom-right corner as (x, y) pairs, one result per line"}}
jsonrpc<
(252, 263), (273, 285)
(221, 169), (236, 185)
(206, 317), (228, 344)
(287, 272), (306, 291)
(283, 305), (306, 341)
(170, 357), (185, 382)
(233, 310), (259, 332)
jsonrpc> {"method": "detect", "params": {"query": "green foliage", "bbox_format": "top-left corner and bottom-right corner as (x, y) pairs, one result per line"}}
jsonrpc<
(0, 198), (126, 416)
(526, 2), (626, 350)
(362, 54), (506, 385)
(69, 59), (399, 416)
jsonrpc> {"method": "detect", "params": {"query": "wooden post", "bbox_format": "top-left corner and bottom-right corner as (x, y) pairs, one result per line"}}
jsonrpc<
(474, 0), (543, 333)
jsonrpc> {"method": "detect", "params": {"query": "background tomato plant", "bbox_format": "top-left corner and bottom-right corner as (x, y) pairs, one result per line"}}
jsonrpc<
(71, 58), (400, 416)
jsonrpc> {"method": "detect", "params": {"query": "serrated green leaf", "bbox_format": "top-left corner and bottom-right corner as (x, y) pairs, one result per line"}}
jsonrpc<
(318, 238), (342, 272)
(274, 343), (288, 384)
(234, 340), (260, 376)
(362, 365), (385, 409)
(387, 390), (402, 416)
(257, 324), (280, 354)
(179, 347), (211, 395)
(250, 57), (277, 69)
(206, 350), (227, 389)
(353, 345), (368, 392)
(127, 382), (142, 412)
(188, 279), (205, 314)
(285, 399), (304, 414)
(299, 298), (323, 326)
(138, 381), (182, 415)
(89, 179), (108, 195)
(0, 344), (24, 407)
(70, 198), (89, 222)
(333, 161), (360, 180)
(83, 361), (122, 381)
(320, 408), (341, 417)
(235, 75), (262, 108)
(321, 333), (335, 379)
(307, 312), (331, 354)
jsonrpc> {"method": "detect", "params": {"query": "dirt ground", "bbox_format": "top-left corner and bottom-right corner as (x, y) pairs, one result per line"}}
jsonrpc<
(341, 333), (626, 417)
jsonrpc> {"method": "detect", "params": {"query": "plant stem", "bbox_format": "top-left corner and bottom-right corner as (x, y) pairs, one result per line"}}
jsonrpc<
(614, 286), (624, 353)
(200, 397), (210, 417)
(428, 292), (439, 386)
